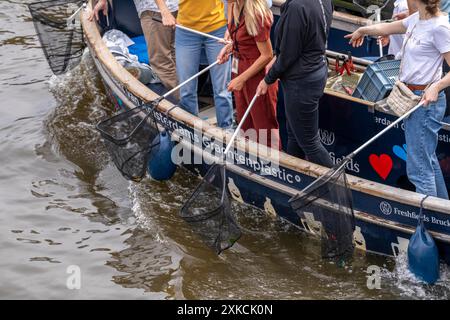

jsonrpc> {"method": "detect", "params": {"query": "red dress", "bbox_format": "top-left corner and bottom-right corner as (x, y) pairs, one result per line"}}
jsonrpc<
(229, 15), (280, 149)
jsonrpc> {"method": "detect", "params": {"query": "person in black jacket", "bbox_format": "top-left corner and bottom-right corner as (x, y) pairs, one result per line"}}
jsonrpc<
(256, 0), (333, 167)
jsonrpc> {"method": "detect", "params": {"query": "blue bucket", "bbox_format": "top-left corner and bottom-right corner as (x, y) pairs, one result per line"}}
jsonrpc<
(407, 196), (440, 284)
(147, 130), (177, 181)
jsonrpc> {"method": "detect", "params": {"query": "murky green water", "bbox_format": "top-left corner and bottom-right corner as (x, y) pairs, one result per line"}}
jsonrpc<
(0, 0), (449, 300)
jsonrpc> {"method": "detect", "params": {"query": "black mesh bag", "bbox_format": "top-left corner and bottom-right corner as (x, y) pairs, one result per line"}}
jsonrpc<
(180, 164), (242, 254)
(96, 105), (160, 182)
(28, 0), (85, 75)
(289, 161), (355, 261)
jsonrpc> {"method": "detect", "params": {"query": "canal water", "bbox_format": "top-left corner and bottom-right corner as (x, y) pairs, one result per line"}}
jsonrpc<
(0, 0), (449, 299)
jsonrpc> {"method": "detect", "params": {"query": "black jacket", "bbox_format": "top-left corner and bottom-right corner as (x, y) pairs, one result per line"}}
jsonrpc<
(265, 0), (333, 84)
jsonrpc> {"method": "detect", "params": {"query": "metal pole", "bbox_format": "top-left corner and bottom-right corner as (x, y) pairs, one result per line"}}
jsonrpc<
(376, 8), (384, 58)
(175, 24), (231, 44)
(152, 16), (231, 44)
(162, 60), (220, 99)
(67, 3), (86, 27)
(351, 101), (424, 157)
(224, 94), (259, 155)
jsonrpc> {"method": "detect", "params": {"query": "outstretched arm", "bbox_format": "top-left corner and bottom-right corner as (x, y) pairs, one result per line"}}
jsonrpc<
(345, 20), (406, 48)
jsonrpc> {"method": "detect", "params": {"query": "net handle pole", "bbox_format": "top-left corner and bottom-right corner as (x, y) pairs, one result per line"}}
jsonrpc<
(175, 24), (231, 44)
(350, 101), (424, 158)
(161, 60), (221, 100)
(376, 8), (383, 58)
(152, 16), (231, 44)
(224, 93), (259, 155)
(66, 2), (87, 27)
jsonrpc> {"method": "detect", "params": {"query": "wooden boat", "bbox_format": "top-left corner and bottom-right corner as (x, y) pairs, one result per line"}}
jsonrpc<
(79, 0), (450, 265)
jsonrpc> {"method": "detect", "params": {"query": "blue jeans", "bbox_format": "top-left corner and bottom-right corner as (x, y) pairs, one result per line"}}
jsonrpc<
(404, 90), (449, 199)
(175, 25), (233, 128)
(444, 115), (450, 124)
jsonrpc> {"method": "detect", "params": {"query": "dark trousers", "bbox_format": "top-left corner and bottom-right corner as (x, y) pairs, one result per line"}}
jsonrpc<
(281, 65), (333, 168)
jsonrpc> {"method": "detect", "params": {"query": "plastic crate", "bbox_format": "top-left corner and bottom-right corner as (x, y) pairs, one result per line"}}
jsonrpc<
(353, 60), (400, 102)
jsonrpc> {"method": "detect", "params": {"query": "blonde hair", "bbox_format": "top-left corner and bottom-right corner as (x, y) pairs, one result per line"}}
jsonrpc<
(232, 0), (273, 37)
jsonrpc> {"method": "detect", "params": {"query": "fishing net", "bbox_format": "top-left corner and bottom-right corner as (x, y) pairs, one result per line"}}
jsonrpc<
(28, 0), (85, 75)
(180, 164), (242, 254)
(96, 105), (160, 182)
(289, 161), (355, 261)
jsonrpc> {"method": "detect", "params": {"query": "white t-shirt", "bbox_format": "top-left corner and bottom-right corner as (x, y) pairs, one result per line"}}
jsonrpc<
(400, 12), (450, 84)
(388, 0), (408, 56)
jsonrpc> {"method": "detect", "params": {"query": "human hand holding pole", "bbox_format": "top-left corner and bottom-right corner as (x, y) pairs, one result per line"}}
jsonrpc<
(217, 43), (233, 64)
(256, 79), (270, 96)
(88, 0), (108, 21)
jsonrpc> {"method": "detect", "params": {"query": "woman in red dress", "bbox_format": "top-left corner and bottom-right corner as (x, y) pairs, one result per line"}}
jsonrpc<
(218, 0), (280, 149)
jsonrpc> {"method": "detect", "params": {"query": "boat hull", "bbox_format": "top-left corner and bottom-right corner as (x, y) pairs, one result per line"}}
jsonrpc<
(318, 94), (450, 192)
(88, 46), (450, 264)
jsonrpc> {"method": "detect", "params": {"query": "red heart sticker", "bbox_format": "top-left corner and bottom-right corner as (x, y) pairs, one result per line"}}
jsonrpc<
(369, 154), (393, 180)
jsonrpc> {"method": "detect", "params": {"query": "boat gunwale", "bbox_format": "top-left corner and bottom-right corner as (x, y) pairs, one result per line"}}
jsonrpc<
(80, 2), (450, 216)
